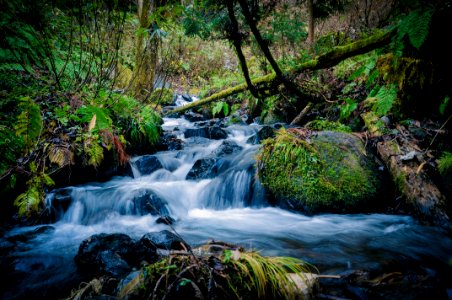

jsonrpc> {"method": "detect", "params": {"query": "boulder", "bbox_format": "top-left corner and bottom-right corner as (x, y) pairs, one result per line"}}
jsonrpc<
(214, 140), (242, 157)
(257, 129), (382, 213)
(247, 125), (276, 144)
(134, 155), (163, 175)
(75, 233), (136, 278)
(140, 230), (190, 251)
(186, 158), (228, 180)
(133, 189), (170, 216)
(158, 133), (183, 151)
(184, 126), (228, 140)
(184, 111), (206, 122)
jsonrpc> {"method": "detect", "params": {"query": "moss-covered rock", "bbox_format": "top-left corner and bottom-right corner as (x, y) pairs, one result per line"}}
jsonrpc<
(148, 88), (174, 106)
(257, 128), (381, 213)
(305, 119), (352, 133)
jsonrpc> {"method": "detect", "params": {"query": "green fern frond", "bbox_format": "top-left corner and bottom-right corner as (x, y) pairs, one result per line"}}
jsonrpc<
(14, 166), (55, 217)
(14, 186), (41, 217)
(438, 152), (452, 175)
(15, 96), (42, 152)
(84, 139), (104, 167)
(372, 84), (397, 116)
(397, 8), (433, 51)
(77, 105), (112, 132)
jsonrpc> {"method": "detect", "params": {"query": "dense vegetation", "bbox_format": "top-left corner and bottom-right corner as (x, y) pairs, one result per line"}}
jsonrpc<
(1, 0), (452, 298)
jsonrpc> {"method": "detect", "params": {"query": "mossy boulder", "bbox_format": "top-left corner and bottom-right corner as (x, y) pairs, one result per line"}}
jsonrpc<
(257, 129), (382, 213)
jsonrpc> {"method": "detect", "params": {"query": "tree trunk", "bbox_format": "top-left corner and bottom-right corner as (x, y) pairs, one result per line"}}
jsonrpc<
(307, 0), (314, 45)
(132, 0), (157, 100)
(165, 29), (394, 115)
(226, 1), (259, 98)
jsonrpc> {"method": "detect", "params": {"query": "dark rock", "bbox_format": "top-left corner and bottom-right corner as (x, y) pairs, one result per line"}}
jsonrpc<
(247, 125), (276, 144)
(184, 111), (206, 122)
(7, 225), (55, 243)
(158, 133), (183, 151)
(133, 189), (170, 216)
(214, 140), (243, 157)
(209, 126), (228, 139)
(156, 216), (176, 225)
(75, 233), (135, 278)
(134, 155), (163, 175)
(186, 158), (228, 180)
(140, 230), (190, 251)
(184, 127), (209, 139)
(184, 126), (228, 140)
(182, 94), (193, 102)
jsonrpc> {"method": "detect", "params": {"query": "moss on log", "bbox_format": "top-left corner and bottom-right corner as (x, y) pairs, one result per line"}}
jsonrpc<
(165, 30), (394, 116)
(377, 138), (451, 230)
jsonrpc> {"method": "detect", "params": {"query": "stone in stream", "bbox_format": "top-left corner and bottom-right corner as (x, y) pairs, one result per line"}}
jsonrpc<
(184, 111), (206, 122)
(214, 140), (243, 157)
(247, 125), (276, 144)
(184, 126), (227, 140)
(257, 130), (383, 214)
(139, 230), (190, 251)
(75, 233), (137, 278)
(158, 132), (183, 151)
(132, 189), (170, 217)
(186, 158), (228, 180)
(133, 155), (163, 175)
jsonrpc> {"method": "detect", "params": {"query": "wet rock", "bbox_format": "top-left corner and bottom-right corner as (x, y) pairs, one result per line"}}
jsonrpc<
(133, 189), (170, 216)
(186, 158), (228, 180)
(75, 233), (135, 278)
(184, 111), (206, 122)
(182, 94), (193, 102)
(134, 155), (163, 175)
(158, 133), (183, 151)
(184, 127), (209, 138)
(184, 126), (228, 140)
(7, 226), (55, 243)
(140, 230), (190, 251)
(209, 126), (228, 139)
(214, 140), (242, 157)
(247, 125), (276, 144)
(156, 216), (176, 225)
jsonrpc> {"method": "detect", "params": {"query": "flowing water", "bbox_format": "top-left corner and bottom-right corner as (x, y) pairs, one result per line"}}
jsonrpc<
(2, 103), (452, 299)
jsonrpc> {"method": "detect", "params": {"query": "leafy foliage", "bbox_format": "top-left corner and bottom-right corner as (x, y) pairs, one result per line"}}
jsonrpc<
(14, 97), (43, 152)
(372, 84), (398, 116)
(212, 101), (230, 117)
(438, 152), (452, 175)
(14, 162), (54, 217)
(396, 8), (433, 51)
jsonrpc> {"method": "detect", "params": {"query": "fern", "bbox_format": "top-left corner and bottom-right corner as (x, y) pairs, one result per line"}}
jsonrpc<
(83, 137), (104, 168)
(14, 186), (41, 217)
(396, 8), (433, 52)
(77, 105), (112, 132)
(14, 162), (55, 217)
(372, 84), (397, 116)
(212, 101), (229, 117)
(14, 96), (42, 152)
(438, 152), (452, 175)
(131, 106), (162, 145)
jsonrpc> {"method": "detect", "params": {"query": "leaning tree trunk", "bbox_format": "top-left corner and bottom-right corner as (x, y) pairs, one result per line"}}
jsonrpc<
(132, 0), (157, 100)
(165, 29), (394, 115)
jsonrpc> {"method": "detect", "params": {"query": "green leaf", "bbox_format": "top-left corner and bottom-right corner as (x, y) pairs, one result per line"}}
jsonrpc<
(179, 278), (192, 287)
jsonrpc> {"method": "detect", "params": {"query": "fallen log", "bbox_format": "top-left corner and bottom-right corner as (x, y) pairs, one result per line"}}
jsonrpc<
(165, 30), (395, 115)
(377, 136), (451, 230)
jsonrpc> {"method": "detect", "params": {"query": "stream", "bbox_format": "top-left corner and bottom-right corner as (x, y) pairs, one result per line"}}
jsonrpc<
(1, 99), (452, 299)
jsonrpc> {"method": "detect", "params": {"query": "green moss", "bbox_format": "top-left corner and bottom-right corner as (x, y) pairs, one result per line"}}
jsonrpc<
(257, 129), (380, 213)
(305, 119), (351, 133)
